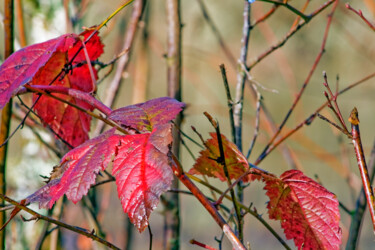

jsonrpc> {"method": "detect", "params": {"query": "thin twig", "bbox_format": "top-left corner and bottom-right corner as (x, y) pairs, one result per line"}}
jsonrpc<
(258, 0), (309, 21)
(257, 0), (338, 163)
(248, 0), (335, 70)
(172, 157), (246, 250)
(94, 0), (145, 135)
(196, 0), (236, 68)
(220, 64), (235, 142)
(204, 113), (243, 242)
(256, 71), (375, 165)
(0, 194), (121, 250)
(346, 3), (375, 32)
(246, 89), (261, 159)
(185, 173), (290, 249)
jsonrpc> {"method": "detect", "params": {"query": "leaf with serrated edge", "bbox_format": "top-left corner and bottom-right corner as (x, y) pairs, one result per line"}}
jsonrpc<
(109, 97), (185, 133)
(113, 124), (174, 232)
(188, 133), (258, 182)
(263, 170), (342, 249)
(26, 128), (119, 208)
(32, 30), (104, 147)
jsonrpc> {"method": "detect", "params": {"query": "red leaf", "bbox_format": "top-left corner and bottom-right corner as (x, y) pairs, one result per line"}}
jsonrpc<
(32, 30), (104, 147)
(26, 128), (119, 208)
(263, 170), (342, 249)
(0, 34), (77, 108)
(113, 124), (174, 232)
(109, 97), (185, 133)
(26, 123), (175, 232)
(188, 133), (256, 182)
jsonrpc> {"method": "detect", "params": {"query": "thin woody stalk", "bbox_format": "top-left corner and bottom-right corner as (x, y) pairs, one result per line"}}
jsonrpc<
(348, 108), (375, 233)
(165, 0), (182, 248)
(0, 0), (14, 248)
(0, 194), (120, 250)
(171, 156), (246, 250)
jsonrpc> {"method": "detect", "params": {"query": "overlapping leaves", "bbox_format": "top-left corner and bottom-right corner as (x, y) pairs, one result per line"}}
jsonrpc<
(25, 98), (184, 232)
(0, 30), (104, 147)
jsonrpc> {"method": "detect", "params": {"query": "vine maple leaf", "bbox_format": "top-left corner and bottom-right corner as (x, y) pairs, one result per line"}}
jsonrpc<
(109, 97), (185, 133)
(188, 132), (256, 182)
(263, 170), (342, 249)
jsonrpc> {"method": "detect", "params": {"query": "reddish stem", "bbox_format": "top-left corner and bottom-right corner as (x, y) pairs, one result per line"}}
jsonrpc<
(257, 0), (338, 163)
(18, 85), (112, 116)
(171, 156), (246, 250)
(349, 108), (375, 233)
(346, 3), (375, 32)
(190, 239), (218, 250)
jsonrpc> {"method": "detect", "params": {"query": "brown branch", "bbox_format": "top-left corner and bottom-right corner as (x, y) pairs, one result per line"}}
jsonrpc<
(349, 108), (375, 234)
(171, 157), (246, 250)
(256, 71), (375, 165)
(0, 0), (14, 247)
(257, 0), (338, 163)
(248, 0), (335, 70)
(164, 0), (182, 248)
(0, 194), (120, 250)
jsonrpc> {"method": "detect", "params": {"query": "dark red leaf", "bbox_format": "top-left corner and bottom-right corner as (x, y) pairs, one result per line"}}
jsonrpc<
(109, 97), (185, 133)
(188, 133), (256, 182)
(263, 170), (342, 249)
(32, 30), (104, 147)
(0, 34), (77, 108)
(26, 128), (119, 208)
(113, 124), (174, 232)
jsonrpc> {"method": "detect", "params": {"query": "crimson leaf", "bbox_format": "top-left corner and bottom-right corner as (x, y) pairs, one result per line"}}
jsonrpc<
(263, 170), (342, 249)
(32, 30), (104, 147)
(113, 124), (174, 232)
(26, 128), (119, 208)
(109, 97), (185, 133)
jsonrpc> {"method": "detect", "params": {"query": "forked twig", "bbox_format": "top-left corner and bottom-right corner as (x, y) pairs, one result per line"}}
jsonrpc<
(0, 194), (120, 250)
(346, 3), (375, 32)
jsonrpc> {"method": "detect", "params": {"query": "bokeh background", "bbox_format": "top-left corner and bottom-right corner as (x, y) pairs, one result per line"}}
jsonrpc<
(1, 0), (375, 249)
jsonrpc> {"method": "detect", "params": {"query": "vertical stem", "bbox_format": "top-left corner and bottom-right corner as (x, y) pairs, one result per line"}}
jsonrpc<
(0, 1), (14, 249)
(165, 0), (182, 249)
(346, 139), (375, 249)
(349, 108), (375, 234)
(233, 1), (251, 151)
(15, 0), (26, 47)
(232, 1), (251, 239)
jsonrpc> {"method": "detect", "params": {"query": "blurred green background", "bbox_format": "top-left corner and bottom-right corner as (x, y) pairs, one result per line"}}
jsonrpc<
(1, 0), (375, 249)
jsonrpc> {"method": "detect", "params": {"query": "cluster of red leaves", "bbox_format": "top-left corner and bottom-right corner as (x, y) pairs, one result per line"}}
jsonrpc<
(0, 30), (103, 147)
(0, 31), (185, 232)
(189, 134), (342, 249)
(26, 97), (184, 232)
